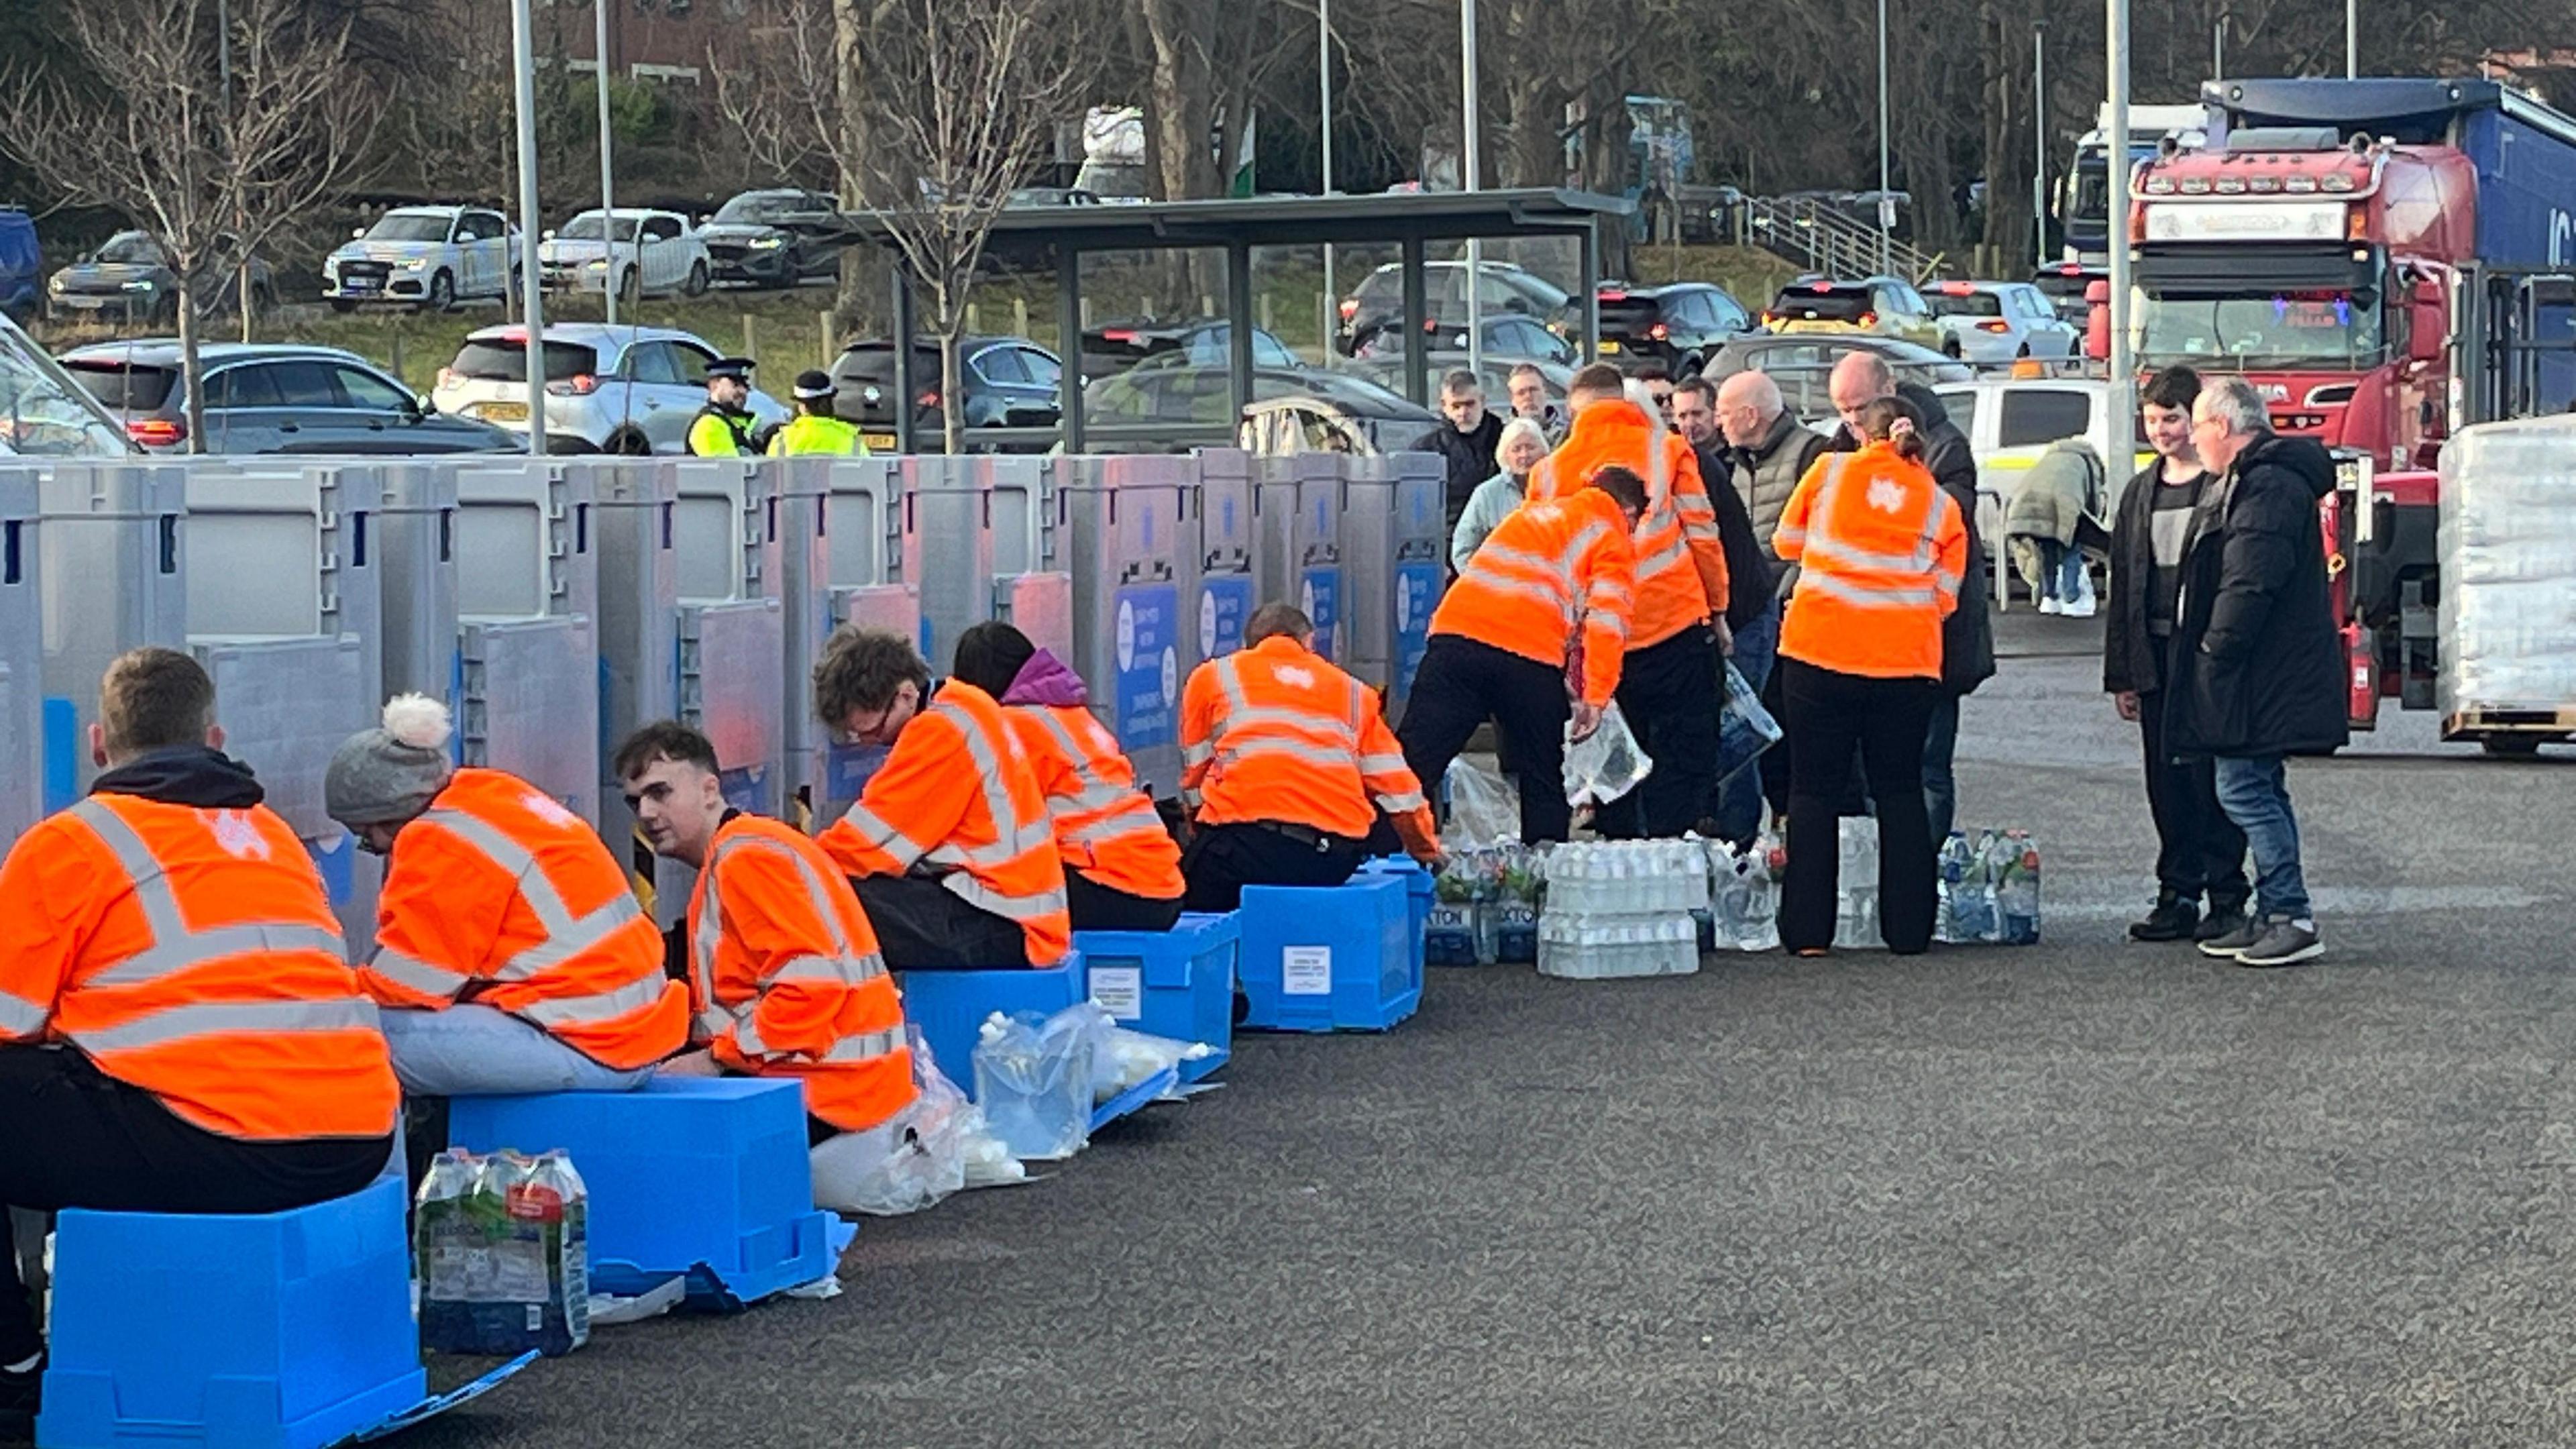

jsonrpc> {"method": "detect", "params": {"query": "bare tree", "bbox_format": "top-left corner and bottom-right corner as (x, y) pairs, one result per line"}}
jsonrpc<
(865, 0), (1079, 453)
(707, 0), (842, 187)
(0, 0), (375, 450)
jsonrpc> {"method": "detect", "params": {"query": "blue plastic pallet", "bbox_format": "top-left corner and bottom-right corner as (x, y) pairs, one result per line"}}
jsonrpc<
(896, 953), (1086, 1099)
(1089, 1063), (1181, 1133)
(40, 1177), (430, 1449)
(449, 1076), (833, 1307)
(1074, 913), (1238, 1083)
(1238, 872), (1420, 1032)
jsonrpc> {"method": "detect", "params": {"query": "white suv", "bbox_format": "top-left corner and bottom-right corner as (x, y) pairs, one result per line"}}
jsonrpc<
(535, 209), (710, 303)
(323, 206), (521, 312)
(430, 323), (788, 454)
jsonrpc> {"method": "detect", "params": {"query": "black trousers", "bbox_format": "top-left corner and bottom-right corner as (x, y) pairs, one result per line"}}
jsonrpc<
(0, 1046), (388, 1363)
(2141, 637), (2251, 912)
(1065, 869), (1186, 934)
(853, 873), (1035, 969)
(1395, 634), (1574, 843)
(1180, 822), (1369, 913)
(1778, 658), (1941, 954)
(1597, 625), (1723, 839)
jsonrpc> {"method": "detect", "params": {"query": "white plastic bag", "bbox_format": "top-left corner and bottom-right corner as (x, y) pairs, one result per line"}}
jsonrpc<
(812, 1026), (1018, 1215)
(1443, 757), (1523, 845)
(973, 1008), (1094, 1161)
(1562, 700), (1653, 808)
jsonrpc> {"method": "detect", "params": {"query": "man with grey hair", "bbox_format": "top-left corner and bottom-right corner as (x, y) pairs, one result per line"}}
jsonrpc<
(1715, 368), (1832, 824)
(2163, 375), (2345, 967)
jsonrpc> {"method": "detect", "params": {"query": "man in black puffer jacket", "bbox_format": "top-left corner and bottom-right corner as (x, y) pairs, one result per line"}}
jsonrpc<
(1410, 369), (1505, 537)
(1826, 352), (1994, 845)
(2166, 376), (2347, 969)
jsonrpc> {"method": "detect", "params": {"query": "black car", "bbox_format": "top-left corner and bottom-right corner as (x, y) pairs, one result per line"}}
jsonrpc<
(1078, 320), (1301, 381)
(48, 231), (273, 324)
(698, 189), (845, 288)
(830, 335), (1063, 451)
(1352, 312), (1577, 369)
(1336, 260), (1570, 356)
(58, 340), (521, 455)
(1582, 281), (1754, 376)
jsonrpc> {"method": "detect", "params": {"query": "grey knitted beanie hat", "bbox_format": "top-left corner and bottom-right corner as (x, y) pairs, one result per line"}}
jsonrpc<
(325, 693), (458, 826)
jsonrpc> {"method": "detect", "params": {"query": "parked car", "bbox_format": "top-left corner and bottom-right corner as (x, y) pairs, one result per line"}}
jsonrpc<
(830, 335), (1063, 451)
(323, 206), (521, 313)
(1354, 312), (1578, 369)
(536, 209), (710, 302)
(1006, 186), (1102, 207)
(60, 340), (519, 455)
(1344, 354), (1575, 407)
(697, 189), (845, 289)
(0, 311), (133, 455)
(1337, 259), (1570, 356)
(2032, 263), (2105, 325)
(1762, 276), (1943, 352)
(1238, 389), (1442, 456)
(1703, 333), (1972, 425)
(1582, 281), (1754, 375)
(48, 231), (272, 323)
(1079, 320), (1301, 382)
(1924, 280), (2081, 364)
(1087, 364), (1436, 452)
(429, 323), (786, 454)
(0, 209), (39, 321)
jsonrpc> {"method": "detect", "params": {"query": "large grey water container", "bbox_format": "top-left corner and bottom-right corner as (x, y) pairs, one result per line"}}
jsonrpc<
(1057, 454), (1193, 796)
(1339, 449), (1447, 720)
(1189, 448), (1256, 665)
(1250, 453), (1345, 659)
(37, 462), (188, 809)
(452, 460), (601, 823)
(366, 463), (461, 702)
(767, 456), (835, 829)
(899, 455), (991, 672)
(0, 471), (40, 849)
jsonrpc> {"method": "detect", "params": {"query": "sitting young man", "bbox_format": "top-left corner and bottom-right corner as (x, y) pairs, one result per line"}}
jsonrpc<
(614, 721), (918, 1149)
(811, 627), (1073, 969)
(0, 649), (398, 1429)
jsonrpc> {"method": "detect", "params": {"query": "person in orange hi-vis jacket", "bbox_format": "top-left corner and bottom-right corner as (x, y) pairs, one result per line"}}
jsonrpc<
(1395, 463), (1646, 845)
(613, 720), (917, 1152)
(325, 692), (687, 1102)
(0, 649), (397, 1404)
(1524, 364), (1733, 838)
(812, 627), (1072, 969)
(1175, 602), (1440, 912)
(1772, 394), (1967, 959)
(949, 621), (1187, 934)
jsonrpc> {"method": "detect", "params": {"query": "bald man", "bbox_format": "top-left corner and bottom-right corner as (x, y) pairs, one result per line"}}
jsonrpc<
(1823, 350), (1994, 846)
(1701, 369), (1827, 840)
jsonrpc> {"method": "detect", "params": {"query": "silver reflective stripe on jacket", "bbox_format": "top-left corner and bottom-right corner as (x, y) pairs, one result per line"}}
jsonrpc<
(920, 700), (1056, 870)
(0, 988), (46, 1037)
(67, 800), (351, 991)
(694, 826), (890, 1053)
(1206, 655), (1364, 777)
(76, 997), (380, 1054)
(415, 806), (647, 983)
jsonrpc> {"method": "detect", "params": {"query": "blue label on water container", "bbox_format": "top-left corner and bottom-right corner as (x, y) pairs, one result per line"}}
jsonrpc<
(41, 696), (76, 814)
(824, 741), (891, 800)
(306, 831), (356, 906)
(1112, 583), (1179, 749)
(1301, 567), (1340, 661)
(1199, 576), (1252, 658)
(718, 764), (774, 816)
(1394, 559), (1440, 696)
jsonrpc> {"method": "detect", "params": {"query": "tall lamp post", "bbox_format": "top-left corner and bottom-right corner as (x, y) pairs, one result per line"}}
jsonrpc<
(1876, 0), (1892, 275)
(1462, 0), (1482, 380)
(2106, 0), (2134, 463)
(509, 0), (548, 453)
(2033, 22), (2048, 272)
(1319, 0), (1335, 364)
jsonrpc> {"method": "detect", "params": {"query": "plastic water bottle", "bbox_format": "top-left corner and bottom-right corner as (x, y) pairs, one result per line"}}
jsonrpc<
(1935, 832), (1972, 943)
(1997, 831), (2041, 945)
(1971, 830), (2010, 943)
(416, 1149), (589, 1358)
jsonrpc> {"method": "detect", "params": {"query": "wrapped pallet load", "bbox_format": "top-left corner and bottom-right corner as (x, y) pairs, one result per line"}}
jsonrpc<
(2438, 416), (2576, 732)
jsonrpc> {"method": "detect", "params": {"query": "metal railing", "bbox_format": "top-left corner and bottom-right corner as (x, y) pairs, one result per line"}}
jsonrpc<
(1739, 195), (1947, 284)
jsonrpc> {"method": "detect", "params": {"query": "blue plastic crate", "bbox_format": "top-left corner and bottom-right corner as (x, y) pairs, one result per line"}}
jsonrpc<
(1360, 857), (1434, 975)
(1073, 912), (1238, 1084)
(895, 953), (1085, 1099)
(40, 1177), (427, 1449)
(1238, 873), (1420, 1032)
(448, 1077), (833, 1307)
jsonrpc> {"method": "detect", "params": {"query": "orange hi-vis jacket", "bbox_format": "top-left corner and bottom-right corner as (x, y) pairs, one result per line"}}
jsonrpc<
(689, 812), (916, 1133)
(820, 680), (1073, 965)
(1428, 485), (1638, 708)
(1178, 634), (1439, 857)
(1527, 398), (1729, 649)
(1774, 441), (1968, 680)
(1003, 704), (1185, 902)
(360, 767), (687, 1071)
(0, 792), (397, 1141)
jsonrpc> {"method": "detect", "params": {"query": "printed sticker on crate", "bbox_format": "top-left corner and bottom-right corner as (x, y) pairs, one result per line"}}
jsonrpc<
(1087, 965), (1144, 1022)
(1282, 945), (1333, 996)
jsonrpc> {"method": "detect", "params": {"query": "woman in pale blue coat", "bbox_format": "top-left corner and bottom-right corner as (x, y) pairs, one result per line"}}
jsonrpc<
(1448, 418), (1552, 573)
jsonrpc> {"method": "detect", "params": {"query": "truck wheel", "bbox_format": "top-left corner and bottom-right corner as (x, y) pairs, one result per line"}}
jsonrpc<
(2480, 735), (2544, 757)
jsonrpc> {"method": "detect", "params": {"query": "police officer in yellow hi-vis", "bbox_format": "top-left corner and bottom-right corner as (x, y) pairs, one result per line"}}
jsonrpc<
(686, 357), (762, 456)
(767, 371), (869, 457)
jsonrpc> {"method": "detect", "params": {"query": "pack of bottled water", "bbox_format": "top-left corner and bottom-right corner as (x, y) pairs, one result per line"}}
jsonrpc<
(1935, 829), (2041, 945)
(1706, 835), (1783, 951)
(1536, 841), (1708, 979)
(2439, 417), (2576, 717)
(1833, 817), (1883, 950)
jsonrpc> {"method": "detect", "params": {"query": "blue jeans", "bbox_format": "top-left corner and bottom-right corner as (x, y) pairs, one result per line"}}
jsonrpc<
(380, 1004), (656, 1097)
(2212, 754), (2311, 922)
(1922, 693), (1960, 845)
(2036, 539), (2086, 602)
(1713, 600), (1782, 843)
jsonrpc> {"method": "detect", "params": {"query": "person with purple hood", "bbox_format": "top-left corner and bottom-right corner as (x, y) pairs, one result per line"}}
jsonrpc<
(951, 623), (1187, 933)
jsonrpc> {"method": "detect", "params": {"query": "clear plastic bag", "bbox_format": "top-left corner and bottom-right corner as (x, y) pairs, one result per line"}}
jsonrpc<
(972, 1007), (1094, 1161)
(1075, 1001), (1208, 1103)
(812, 1027), (1017, 1216)
(1444, 757), (1523, 845)
(1714, 659), (1782, 787)
(1562, 700), (1653, 808)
